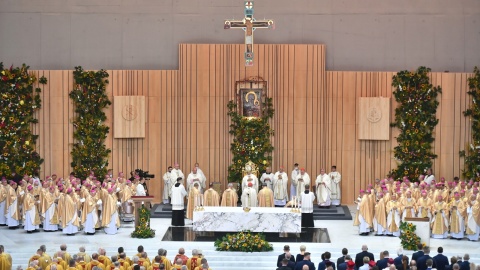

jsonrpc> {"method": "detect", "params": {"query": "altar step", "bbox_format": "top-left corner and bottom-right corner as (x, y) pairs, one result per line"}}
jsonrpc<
(150, 204), (352, 220)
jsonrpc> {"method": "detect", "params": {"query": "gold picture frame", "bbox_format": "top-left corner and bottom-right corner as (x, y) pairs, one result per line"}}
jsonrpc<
(236, 77), (266, 118)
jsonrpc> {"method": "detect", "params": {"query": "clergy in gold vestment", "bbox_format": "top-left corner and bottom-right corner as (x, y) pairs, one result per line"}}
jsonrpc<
(0, 245), (12, 270)
(81, 189), (99, 234)
(386, 193), (401, 237)
(41, 186), (59, 232)
(220, 183), (238, 207)
(186, 183), (201, 220)
(60, 188), (80, 235)
(5, 182), (20, 228)
(203, 183), (220, 207)
(416, 191), (432, 219)
(431, 195), (449, 239)
(449, 192), (466, 239)
(466, 194), (480, 241)
(400, 191), (416, 221)
(353, 190), (373, 235)
(373, 192), (387, 236)
(23, 185), (41, 232)
(257, 183), (274, 207)
(101, 188), (120, 235)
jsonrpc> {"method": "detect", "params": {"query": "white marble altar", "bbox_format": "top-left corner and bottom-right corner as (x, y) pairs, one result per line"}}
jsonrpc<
(405, 217), (431, 247)
(193, 206), (301, 233)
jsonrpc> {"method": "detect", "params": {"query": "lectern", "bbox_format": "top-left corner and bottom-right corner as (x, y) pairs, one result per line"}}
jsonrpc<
(131, 196), (155, 228)
(405, 217), (431, 246)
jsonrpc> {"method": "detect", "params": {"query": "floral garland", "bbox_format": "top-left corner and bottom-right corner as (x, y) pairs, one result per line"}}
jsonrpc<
(131, 205), (155, 238)
(214, 230), (273, 252)
(69, 66), (111, 179)
(399, 221), (423, 250)
(0, 63), (46, 176)
(389, 67), (442, 180)
(460, 66), (480, 180)
(227, 97), (274, 183)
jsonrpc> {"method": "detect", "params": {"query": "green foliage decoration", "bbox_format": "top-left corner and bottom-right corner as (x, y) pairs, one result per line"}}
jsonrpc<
(69, 66), (111, 179)
(131, 204), (156, 238)
(399, 221), (424, 250)
(460, 67), (480, 180)
(214, 230), (273, 252)
(227, 97), (274, 183)
(389, 66), (441, 180)
(0, 63), (46, 176)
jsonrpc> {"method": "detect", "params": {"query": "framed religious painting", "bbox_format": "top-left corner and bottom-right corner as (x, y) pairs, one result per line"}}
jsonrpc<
(236, 77), (266, 118)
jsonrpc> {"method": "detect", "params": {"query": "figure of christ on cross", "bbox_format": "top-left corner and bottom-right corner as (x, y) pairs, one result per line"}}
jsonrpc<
(224, 1), (274, 66)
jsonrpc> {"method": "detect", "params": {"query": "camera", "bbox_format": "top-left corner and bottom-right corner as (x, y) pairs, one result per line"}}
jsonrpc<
(135, 169), (155, 179)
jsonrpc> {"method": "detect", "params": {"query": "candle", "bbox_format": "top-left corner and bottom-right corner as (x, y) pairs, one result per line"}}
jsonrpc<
(200, 194), (203, 206)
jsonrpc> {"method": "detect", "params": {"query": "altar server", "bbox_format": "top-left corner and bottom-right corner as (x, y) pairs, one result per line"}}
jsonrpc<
(171, 177), (187, 226)
(300, 184), (315, 227)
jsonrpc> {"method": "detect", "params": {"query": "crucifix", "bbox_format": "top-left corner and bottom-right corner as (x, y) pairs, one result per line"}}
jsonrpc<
(224, 1), (274, 66)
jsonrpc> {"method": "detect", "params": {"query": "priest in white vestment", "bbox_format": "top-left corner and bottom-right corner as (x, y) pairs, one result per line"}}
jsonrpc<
(291, 163), (299, 203)
(466, 194), (480, 241)
(293, 168), (310, 202)
(315, 169), (331, 207)
(273, 167), (289, 207)
(423, 168), (435, 185)
(260, 167), (274, 190)
(242, 171), (259, 193)
(187, 167), (207, 194)
(0, 180), (8, 226)
(194, 162), (207, 182)
(171, 163), (185, 182)
(162, 166), (174, 204)
(241, 182), (258, 208)
(328, 165), (342, 206)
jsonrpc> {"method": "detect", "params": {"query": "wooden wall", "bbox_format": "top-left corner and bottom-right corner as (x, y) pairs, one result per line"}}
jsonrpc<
(31, 44), (472, 204)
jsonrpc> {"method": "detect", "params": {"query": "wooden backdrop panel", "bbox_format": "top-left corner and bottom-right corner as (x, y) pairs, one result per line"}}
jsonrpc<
(358, 97), (390, 140)
(30, 44), (473, 204)
(113, 96), (146, 138)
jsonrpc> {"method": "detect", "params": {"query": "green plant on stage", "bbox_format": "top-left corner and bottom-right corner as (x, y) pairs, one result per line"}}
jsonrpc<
(131, 204), (156, 238)
(214, 230), (273, 252)
(0, 63), (46, 176)
(399, 221), (424, 250)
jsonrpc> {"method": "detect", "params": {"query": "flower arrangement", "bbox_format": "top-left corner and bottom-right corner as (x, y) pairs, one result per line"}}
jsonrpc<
(399, 221), (423, 250)
(0, 63), (46, 176)
(69, 66), (112, 179)
(214, 230), (273, 252)
(460, 66), (480, 180)
(227, 97), (274, 183)
(389, 67), (442, 180)
(131, 205), (155, 238)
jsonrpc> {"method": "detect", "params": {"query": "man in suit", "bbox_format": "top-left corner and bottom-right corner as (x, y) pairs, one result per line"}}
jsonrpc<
(277, 245), (296, 267)
(277, 258), (294, 270)
(459, 254), (470, 270)
(337, 248), (348, 266)
(355, 245), (374, 269)
(295, 252), (316, 270)
(394, 248), (404, 266)
(318, 251), (336, 270)
(445, 256), (458, 270)
(417, 246), (436, 270)
(338, 255), (353, 270)
(433, 247), (449, 270)
(376, 250), (390, 270)
(411, 243), (425, 262)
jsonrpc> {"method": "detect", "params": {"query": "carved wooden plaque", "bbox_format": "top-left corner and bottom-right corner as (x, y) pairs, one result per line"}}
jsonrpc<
(358, 97), (390, 140)
(114, 96), (146, 138)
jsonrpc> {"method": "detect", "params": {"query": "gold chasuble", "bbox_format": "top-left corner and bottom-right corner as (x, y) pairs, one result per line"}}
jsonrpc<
(23, 193), (41, 225)
(186, 187), (200, 220)
(81, 193), (98, 226)
(353, 194), (373, 227)
(449, 199), (466, 234)
(258, 187), (274, 207)
(5, 186), (19, 221)
(386, 199), (401, 232)
(221, 188), (238, 207)
(431, 200), (448, 235)
(203, 188), (220, 206)
(0, 252), (12, 270)
(60, 194), (80, 228)
(101, 193), (120, 228)
(374, 197), (387, 229)
(417, 197), (432, 218)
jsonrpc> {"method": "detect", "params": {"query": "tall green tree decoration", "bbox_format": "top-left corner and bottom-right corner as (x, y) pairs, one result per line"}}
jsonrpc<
(69, 66), (111, 179)
(227, 98), (274, 183)
(0, 63), (46, 176)
(460, 66), (480, 180)
(390, 67), (441, 180)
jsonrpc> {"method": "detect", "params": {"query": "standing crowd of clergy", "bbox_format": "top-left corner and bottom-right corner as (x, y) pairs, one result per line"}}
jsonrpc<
(353, 169), (480, 241)
(0, 170), (147, 236)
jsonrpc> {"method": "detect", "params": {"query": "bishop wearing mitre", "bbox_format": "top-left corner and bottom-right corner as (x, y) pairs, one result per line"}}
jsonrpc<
(187, 167), (206, 194)
(242, 170), (259, 193)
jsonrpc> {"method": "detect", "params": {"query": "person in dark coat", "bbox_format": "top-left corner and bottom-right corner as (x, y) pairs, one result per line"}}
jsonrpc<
(355, 245), (375, 269)
(318, 252), (336, 270)
(444, 256), (458, 270)
(376, 251), (390, 270)
(337, 248), (348, 266)
(295, 252), (316, 270)
(459, 254), (470, 270)
(417, 247), (436, 270)
(433, 247), (449, 270)
(411, 243), (425, 262)
(296, 245), (307, 263)
(278, 245), (296, 267)
(338, 255), (353, 270)
(277, 258), (294, 270)
(395, 255), (410, 270)
(394, 248), (404, 266)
